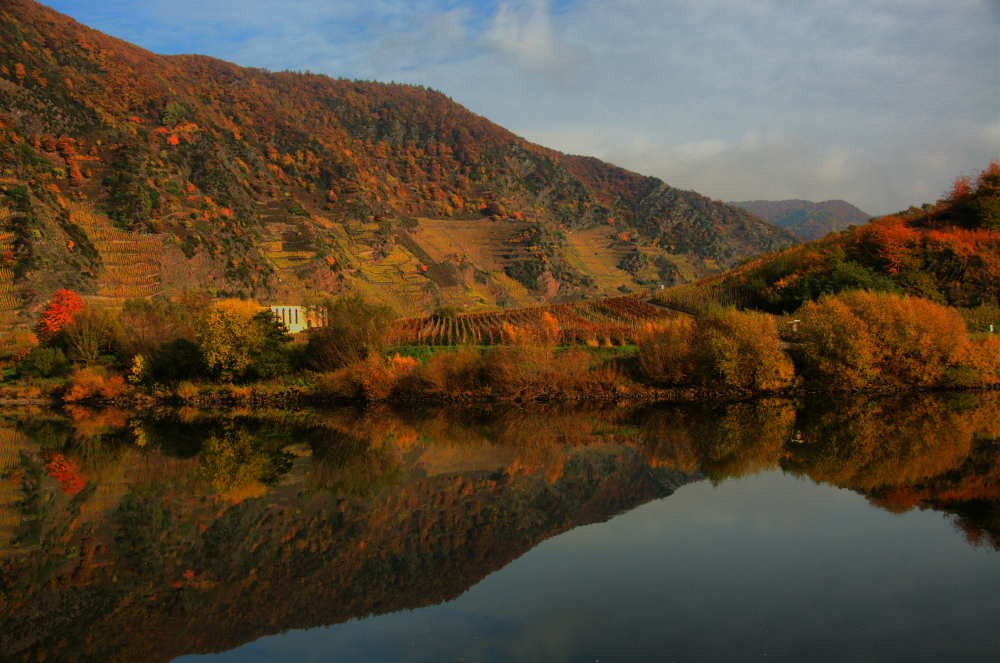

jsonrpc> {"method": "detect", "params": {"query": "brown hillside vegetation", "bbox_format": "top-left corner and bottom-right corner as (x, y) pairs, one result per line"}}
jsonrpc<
(656, 161), (1000, 314)
(0, 0), (795, 323)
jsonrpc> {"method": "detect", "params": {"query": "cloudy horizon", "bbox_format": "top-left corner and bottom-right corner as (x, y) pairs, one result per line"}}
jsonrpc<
(39, 0), (1000, 216)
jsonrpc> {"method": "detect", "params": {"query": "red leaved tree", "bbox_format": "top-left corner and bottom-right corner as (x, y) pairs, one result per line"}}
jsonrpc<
(35, 289), (83, 342)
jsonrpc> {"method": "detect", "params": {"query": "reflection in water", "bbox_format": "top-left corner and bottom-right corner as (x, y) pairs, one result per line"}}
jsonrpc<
(0, 394), (996, 662)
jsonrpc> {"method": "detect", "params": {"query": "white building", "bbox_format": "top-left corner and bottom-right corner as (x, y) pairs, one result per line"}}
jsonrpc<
(268, 305), (324, 333)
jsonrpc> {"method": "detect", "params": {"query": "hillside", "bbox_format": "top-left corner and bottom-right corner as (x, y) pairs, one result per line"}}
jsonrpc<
(0, 0), (794, 325)
(657, 162), (1000, 314)
(728, 198), (870, 240)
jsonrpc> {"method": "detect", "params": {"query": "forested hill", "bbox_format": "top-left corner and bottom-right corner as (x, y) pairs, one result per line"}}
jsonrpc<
(0, 0), (794, 323)
(677, 162), (1000, 314)
(728, 199), (871, 241)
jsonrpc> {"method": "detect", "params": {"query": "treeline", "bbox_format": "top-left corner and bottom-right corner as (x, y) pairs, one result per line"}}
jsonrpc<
(2, 285), (999, 403)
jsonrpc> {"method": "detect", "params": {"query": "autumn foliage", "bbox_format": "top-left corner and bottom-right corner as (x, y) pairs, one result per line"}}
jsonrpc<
(42, 451), (86, 494)
(658, 161), (1000, 314)
(639, 308), (794, 390)
(793, 291), (972, 387)
(34, 289), (83, 342)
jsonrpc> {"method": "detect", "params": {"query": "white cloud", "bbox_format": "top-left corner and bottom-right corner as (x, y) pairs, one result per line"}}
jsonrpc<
(483, 0), (591, 76)
(983, 119), (1000, 151)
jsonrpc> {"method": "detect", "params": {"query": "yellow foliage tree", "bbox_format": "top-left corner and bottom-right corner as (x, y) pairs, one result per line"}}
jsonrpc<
(195, 299), (265, 381)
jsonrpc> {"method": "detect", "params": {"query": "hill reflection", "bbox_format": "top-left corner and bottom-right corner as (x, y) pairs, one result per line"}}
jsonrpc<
(0, 393), (997, 662)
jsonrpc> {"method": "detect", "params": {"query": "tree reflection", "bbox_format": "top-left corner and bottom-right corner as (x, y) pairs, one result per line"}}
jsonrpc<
(0, 396), (997, 663)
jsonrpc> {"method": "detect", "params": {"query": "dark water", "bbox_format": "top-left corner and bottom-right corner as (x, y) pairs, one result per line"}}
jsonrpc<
(0, 395), (997, 662)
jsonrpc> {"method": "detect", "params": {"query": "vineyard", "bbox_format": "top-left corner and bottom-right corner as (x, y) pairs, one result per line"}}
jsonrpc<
(0, 199), (25, 331)
(562, 227), (635, 291)
(407, 218), (534, 270)
(651, 279), (752, 313)
(261, 220), (315, 271)
(358, 244), (427, 299)
(73, 209), (165, 306)
(390, 295), (674, 346)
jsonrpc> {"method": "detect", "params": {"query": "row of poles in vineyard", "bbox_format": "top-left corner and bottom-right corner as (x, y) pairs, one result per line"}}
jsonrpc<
(389, 295), (676, 346)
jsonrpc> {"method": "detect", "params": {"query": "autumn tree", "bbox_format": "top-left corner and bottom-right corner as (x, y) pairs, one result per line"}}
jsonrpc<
(794, 291), (969, 387)
(62, 304), (121, 364)
(690, 308), (794, 390)
(195, 299), (271, 381)
(306, 294), (396, 370)
(35, 289), (83, 343)
(118, 298), (195, 361)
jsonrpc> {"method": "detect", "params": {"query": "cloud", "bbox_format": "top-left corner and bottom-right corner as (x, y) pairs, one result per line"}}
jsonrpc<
(483, 0), (590, 77)
(983, 120), (1000, 151)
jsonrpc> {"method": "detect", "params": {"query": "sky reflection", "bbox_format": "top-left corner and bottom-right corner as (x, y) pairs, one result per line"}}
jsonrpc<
(177, 470), (998, 663)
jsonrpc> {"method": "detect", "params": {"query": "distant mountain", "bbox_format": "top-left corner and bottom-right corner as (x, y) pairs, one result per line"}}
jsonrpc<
(0, 0), (795, 324)
(728, 199), (871, 241)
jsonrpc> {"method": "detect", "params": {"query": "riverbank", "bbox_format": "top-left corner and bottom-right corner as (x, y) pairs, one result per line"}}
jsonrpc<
(2, 375), (997, 410)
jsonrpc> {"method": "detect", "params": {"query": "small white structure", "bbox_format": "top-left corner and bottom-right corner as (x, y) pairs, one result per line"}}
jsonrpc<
(268, 305), (324, 333)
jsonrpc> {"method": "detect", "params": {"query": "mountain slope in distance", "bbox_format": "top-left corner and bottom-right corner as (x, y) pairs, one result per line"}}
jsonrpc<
(729, 199), (871, 241)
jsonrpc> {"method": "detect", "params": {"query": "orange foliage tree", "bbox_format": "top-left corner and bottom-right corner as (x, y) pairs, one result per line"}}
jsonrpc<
(34, 289), (83, 343)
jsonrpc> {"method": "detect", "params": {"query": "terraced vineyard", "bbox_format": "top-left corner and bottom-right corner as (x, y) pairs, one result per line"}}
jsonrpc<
(406, 218), (533, 271)
(74, 209), (165, 306)
(391, 294), (673, 346)
(563, 227), (634, 290)
(0, 202), (24, 331)
(262, 221), (315, 271)
(358, 244), (426, 298)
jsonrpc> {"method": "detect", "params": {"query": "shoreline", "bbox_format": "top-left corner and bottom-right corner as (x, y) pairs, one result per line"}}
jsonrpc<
(2, 381), (997, 409)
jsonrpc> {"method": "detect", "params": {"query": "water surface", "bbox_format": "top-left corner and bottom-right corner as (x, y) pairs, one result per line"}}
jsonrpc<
(0, 395), (997, 662)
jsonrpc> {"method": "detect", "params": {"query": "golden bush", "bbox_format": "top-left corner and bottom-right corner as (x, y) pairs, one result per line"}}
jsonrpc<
(690, 309), (794, 390)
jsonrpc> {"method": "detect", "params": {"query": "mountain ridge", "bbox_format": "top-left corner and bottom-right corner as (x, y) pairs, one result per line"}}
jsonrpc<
(0, 0), (795, 323)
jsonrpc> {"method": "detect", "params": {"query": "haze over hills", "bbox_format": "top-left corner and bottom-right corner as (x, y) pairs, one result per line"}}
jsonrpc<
(728, 199), (871, 241)
(0, 0), (795, 325)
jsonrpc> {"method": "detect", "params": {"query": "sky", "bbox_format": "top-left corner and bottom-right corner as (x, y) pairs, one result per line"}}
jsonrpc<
(39, 0), (1000, 216)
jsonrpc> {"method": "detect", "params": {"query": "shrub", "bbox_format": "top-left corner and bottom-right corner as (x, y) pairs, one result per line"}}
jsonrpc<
(637, 318), (694, 385)
(0, 331), (37, 370)
(481, 345), (594, 397)
(63, 366), (126, 401)
(18, 346), (70, 378)
(794, 294), (877, 387)
(307, 295), (396, 370)
(417, 347), (482, 394)
(62, 304), (121, 364)
(795, 291), (969, 387)
(319, 354), (417, 401)
(174, 381), (199, 400)
(690, 309), (794, 390)
(957, 335), (1000, 385)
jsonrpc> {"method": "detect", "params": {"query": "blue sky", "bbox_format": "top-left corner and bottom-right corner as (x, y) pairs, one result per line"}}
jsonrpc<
(41, 0), (1000, 215)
